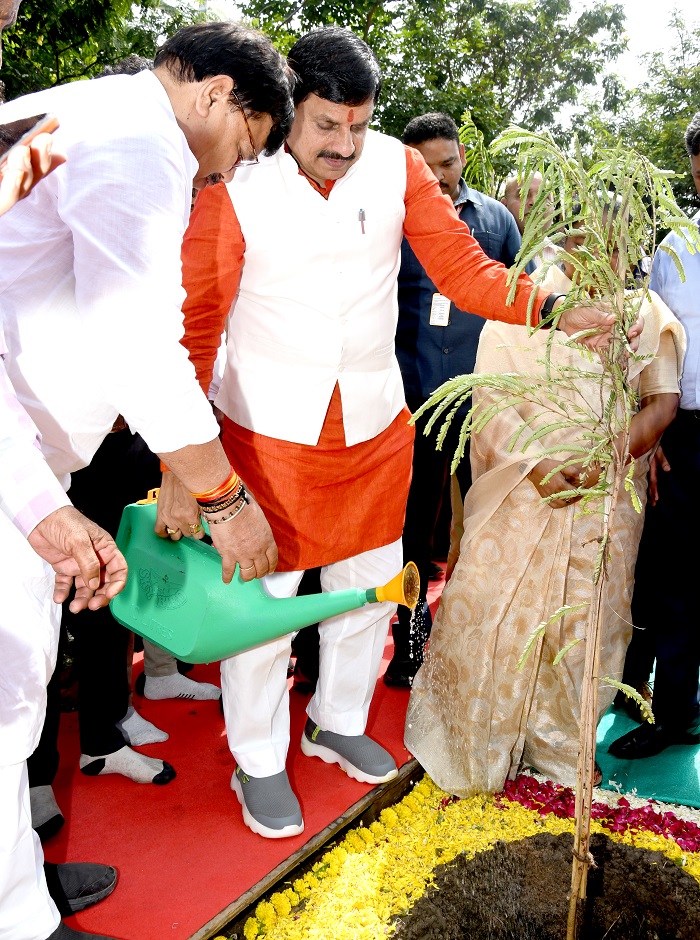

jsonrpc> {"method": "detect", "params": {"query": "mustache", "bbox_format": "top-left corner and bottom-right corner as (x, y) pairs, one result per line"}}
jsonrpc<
(318, 150), (356, 163)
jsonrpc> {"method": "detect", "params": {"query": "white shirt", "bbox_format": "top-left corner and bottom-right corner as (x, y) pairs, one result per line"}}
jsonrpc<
(650, 212), (700, 410)
(0, 70), (218, 485)
(0, 328), (70, 538)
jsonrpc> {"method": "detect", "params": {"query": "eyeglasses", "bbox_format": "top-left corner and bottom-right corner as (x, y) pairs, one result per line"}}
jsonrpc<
(231, 88), (259, 169)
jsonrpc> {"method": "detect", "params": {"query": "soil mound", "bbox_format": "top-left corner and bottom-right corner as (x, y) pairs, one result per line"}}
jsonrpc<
(392, 831), (700, 939)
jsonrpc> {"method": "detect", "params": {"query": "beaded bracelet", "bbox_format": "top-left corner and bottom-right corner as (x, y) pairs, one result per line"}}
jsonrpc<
(199, 480), (247, 514)
(207, 485), (250, 524)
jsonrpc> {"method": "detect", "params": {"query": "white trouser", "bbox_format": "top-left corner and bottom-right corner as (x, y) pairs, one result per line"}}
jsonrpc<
(0, 510), (61, 940)
(0, 763), (60, 940)
(220, 538), (402, 777)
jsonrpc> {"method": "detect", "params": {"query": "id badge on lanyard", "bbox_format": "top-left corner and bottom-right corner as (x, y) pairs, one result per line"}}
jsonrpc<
(429, 293), (450, 326)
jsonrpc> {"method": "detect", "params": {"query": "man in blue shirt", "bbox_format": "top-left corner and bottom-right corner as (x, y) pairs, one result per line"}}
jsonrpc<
(609, 110), (700, 760)
(389, 111), (529, 686)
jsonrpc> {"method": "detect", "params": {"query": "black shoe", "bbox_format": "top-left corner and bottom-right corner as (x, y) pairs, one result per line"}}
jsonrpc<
(383, 656), (421, 688)
(45, 923), (119, 940)
(291, 664), (317, 695)
(608, 721), (700, 760)
(427, 561), (443, 581)
(44, 862), (117, 916)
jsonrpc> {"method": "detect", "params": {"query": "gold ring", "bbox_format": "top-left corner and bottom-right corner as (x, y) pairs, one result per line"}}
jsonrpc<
(188, 521), (203, 535)
(241, 564), (256, 570)
(166, 527), (178, 536)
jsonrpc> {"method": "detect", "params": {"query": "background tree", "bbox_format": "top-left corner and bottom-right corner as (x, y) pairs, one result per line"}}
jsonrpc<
(1, 0), (206, 101)
(239, 0), (627, 141)
(562, 12), (700, 215)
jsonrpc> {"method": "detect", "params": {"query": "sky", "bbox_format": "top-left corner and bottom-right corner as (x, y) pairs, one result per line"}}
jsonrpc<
(611, 0), (700, 87)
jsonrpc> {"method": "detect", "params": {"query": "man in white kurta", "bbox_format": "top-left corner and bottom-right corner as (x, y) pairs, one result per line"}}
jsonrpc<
(172, 28), (633, 841)
(0, 21), (294, 939)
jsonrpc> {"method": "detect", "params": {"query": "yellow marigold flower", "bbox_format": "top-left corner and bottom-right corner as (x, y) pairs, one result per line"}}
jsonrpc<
(357, 827), (374, 844)
(292, 877), (308, 895)
(329, 845), (349, 863)
(271, 893), (292, 917)
(369, 820), (385, 838)
(345, 830), (367, 852)
(379, 807), (399, 827)
(242, 918), (260, 940)
(402, 794), (422, 813)
(254, 900), (276, 930)
(282, 888), (299, 907)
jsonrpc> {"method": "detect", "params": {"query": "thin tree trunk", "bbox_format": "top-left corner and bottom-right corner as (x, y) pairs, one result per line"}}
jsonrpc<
(566, 577), (603, 939)
(566, 436), (627, 940)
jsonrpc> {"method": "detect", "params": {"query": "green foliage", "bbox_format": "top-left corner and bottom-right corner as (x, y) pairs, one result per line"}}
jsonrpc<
(517, 605), (589, 670)
(239, 0), (626, 141)
(459, 109), (495, 196)
(561, 12), (700, 214)
(1, 0), (209, 101)
(601, 678), (655, 724)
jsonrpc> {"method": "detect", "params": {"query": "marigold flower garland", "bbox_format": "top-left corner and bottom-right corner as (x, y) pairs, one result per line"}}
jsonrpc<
(215, 773), (700, 940)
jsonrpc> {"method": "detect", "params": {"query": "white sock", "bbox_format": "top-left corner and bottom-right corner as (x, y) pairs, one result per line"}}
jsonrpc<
(144, 673), (221, 701)
(79, 746), (176, 784)
(116, 706), (169, 745)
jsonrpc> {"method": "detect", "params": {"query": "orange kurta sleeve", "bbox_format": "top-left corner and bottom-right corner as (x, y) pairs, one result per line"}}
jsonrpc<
(403, 146), (545, 326)
(180, 183), (245, 396)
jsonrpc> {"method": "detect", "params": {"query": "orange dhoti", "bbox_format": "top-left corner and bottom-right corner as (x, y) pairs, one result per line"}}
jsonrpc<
(221, 384), (415, 572)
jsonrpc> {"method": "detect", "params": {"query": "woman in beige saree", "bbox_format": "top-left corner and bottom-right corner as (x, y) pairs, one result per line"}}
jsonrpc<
(404, 248), (685, 795)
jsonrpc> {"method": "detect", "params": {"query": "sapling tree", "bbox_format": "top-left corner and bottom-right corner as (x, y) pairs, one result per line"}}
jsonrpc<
(413, 127), (700, 940)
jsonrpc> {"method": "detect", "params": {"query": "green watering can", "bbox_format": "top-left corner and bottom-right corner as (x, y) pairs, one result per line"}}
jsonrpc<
(110, 498), (420, 664)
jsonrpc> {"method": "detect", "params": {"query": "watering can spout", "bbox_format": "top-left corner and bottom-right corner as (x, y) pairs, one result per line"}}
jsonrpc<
(110, 501), (420, 664)
(367, 562), (420, 609)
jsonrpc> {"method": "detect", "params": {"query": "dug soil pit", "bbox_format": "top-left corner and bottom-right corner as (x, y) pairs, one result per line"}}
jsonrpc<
(391, 831), (700, 939)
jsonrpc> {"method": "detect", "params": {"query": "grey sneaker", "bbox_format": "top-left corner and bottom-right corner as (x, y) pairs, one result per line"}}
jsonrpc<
(231, 766), (304, 839)
(301, 718), (398, 784)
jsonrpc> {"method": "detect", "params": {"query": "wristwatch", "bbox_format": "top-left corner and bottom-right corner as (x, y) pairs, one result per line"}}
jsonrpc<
(539, 292), (566, 327)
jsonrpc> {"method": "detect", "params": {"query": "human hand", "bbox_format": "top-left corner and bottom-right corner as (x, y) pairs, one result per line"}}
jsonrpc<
(556, 301), (643, 354)
(27, 505), (128, 612)
(527, 459), (600, 508)
(155, 470), (205, 541)
(154, 471), (278, 582)
(206, 488), (278, 583)
(647, 444), (670, 506)
(0, 133), (65, 216)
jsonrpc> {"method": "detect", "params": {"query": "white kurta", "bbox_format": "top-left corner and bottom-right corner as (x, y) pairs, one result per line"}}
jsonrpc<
(0, 69), (218, 484)
(0, 70), (217, 939)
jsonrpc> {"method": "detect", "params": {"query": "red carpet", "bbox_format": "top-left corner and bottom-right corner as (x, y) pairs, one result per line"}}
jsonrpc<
(46, 571), (446, 939)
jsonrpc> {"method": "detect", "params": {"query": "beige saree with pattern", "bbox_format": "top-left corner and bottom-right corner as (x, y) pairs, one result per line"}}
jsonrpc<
(405, 270), (684, 794)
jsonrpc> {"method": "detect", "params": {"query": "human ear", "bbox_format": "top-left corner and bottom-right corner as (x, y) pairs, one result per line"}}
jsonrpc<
(195, 74), (235, 117)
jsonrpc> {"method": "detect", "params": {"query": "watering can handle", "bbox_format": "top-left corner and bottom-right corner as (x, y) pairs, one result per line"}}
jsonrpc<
(137, 488), (160, 504)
